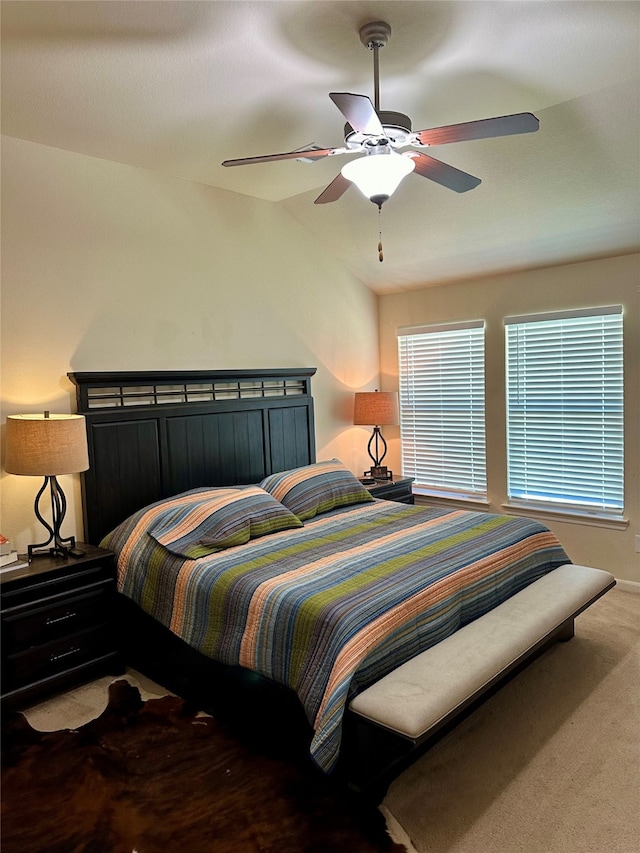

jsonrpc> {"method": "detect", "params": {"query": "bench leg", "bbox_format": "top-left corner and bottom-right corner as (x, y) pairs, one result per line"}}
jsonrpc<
(557, 617), (575, 642)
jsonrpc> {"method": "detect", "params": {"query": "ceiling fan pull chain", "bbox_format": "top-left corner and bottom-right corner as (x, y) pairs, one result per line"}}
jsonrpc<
(378, 207), (384, 262)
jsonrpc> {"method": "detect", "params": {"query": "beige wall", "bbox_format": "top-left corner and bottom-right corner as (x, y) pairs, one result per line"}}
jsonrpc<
(1, 136), (379, 552)
(379, 254), (640, 583)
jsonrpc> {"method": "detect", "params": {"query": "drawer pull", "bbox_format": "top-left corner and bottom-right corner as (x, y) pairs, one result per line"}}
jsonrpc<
(46, 611), (78, 626)
(50, 646), (81, 663)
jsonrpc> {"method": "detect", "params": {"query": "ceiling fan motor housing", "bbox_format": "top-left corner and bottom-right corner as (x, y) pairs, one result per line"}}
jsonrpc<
(344, 111), (413, 149)
(359, 21), (391, 49)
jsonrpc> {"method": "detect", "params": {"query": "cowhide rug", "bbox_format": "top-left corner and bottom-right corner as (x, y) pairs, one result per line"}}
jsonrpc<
(1, 680), (408, 853)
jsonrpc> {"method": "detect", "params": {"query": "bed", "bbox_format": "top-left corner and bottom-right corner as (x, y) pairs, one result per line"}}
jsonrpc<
(69, 368), (615, 796)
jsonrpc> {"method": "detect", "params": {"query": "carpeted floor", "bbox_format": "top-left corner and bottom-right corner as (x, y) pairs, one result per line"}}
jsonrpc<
(383, 588), (640, 853)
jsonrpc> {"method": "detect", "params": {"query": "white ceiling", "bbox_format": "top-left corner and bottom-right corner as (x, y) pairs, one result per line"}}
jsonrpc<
(2, 0), (639, 294)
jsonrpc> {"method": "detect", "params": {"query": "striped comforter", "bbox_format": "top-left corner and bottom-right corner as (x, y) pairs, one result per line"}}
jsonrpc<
(103, 499), (570, 772)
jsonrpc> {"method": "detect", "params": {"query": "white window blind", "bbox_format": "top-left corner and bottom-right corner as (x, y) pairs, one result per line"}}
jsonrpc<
(505, 307), (624, 516)
(397, 321), (487, 498)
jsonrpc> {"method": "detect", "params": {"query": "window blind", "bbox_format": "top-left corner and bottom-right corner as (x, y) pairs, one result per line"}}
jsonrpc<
(505, 307), (623, 515)
(397, 321), (487, 498)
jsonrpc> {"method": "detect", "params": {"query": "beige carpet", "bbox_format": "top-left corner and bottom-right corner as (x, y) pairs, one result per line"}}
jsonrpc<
(382, 588), (640, 853)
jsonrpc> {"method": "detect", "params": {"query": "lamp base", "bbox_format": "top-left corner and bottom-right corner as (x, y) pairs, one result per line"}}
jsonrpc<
(365, 465), (393, 481)
(28, 540), (77, 560)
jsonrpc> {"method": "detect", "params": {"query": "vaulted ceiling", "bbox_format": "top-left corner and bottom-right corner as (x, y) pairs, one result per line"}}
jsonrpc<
(2, 1), (639, 293)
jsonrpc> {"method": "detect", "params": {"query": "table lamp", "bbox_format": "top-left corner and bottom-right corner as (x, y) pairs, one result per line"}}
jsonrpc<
(5, 412), (89, 559)
(353, 390), (399, 480)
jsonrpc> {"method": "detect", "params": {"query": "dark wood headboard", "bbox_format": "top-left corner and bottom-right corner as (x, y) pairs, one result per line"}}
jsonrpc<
(68, 369), (317, 546)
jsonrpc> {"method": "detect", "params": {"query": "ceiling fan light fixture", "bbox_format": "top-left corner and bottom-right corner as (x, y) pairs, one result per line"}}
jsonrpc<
(341, 151), (415, 206)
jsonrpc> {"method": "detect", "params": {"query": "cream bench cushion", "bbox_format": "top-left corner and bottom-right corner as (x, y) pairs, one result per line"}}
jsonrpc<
(349, 564), (615, 741)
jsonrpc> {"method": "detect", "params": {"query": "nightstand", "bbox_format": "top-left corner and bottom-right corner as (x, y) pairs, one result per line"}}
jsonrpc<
(1, 544), (124, 711)
(363, 477), (415, 504)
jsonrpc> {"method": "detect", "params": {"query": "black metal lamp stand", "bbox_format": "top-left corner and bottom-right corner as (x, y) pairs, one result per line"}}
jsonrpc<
(28, 475), (77, 559)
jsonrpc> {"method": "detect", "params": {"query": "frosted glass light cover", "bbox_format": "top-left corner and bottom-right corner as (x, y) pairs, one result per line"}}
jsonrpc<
(341, 152), (415, 201)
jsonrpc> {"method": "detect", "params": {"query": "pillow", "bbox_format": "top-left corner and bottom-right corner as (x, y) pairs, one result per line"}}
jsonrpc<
(260, 460), (374, 521)
(147, 486), (302, 558)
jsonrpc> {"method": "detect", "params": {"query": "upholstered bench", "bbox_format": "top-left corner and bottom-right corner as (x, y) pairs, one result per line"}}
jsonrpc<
(349, 564), (615, 746)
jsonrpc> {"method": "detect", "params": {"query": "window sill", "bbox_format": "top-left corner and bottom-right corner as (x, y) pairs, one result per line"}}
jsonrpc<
(414, 489), (490, 512)
(501, 501), (628, 530)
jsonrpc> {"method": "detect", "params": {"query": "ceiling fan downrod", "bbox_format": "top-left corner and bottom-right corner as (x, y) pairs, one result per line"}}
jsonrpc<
(359, 21), (391, 112)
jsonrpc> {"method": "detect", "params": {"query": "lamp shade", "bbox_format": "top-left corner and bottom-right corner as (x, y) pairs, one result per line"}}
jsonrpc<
(5, 413), (89, 476)
(353, 391), (399, 426)
(341, 152), (415, 204)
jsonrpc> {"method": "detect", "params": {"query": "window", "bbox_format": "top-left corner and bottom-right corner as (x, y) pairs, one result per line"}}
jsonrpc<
(397, 321), (486, 499)
(505, 307), (624, 517)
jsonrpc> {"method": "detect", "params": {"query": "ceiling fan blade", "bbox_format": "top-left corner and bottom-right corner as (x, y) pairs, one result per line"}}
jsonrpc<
(314, 173), (352, 205)
(410, 152), (482, 193)
(222, 147), (344, 167)
(329, 93), (384, 136)
(414, 112), (539, 146)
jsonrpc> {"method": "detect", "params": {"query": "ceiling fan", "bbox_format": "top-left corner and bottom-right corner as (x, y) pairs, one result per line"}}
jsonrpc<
(222, 21), (539, 209)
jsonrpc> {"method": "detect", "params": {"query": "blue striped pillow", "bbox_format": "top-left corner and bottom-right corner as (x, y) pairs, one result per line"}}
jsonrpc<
(148, 486), (302, 558)
(260, 460), (374, 521)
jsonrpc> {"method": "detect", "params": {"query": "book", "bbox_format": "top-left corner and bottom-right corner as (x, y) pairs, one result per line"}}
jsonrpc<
(0, 559), (29, 573)
(0, 550), (21, 567)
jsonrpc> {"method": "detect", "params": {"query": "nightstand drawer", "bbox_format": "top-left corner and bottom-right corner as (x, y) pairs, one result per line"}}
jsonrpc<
(2, 585), (111, 650)
(0, 565), (111, 610)
(3, 626), (111, 691)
